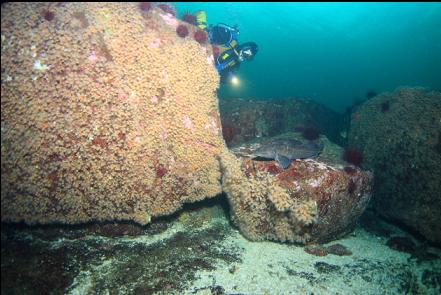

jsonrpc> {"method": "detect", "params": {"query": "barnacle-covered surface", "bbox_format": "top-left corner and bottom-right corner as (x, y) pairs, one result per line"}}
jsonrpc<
(1, 2), (222, 225)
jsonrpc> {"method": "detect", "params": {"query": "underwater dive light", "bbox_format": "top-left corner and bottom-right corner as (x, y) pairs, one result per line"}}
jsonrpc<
(231, 75), (239, 86)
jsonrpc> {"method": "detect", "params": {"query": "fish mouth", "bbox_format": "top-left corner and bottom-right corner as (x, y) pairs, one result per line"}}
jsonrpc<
(251, 156), (275, 161)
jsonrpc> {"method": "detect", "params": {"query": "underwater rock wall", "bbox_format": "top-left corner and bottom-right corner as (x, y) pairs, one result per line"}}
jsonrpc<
(348, 87), (441, 245)
(219, 98), (346, 147)
(1, 3), (223, 225)
(219, 138), (373, 244)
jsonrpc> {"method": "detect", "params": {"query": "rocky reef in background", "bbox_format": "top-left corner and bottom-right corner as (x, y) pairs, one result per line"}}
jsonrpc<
(348, 87), (441, 246)
(219, 98), (347, 147)
(220, 133), (372, 244)
(1, 2), (223, 225)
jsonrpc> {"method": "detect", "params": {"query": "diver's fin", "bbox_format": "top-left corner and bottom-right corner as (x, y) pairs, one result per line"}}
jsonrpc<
(275, 154), (292, 169)
(196, 10), (207, 30)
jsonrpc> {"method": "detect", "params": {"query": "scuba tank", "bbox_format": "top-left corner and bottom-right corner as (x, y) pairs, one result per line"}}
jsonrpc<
(215, 48), (237, 72)
(215, 41), (258, 72)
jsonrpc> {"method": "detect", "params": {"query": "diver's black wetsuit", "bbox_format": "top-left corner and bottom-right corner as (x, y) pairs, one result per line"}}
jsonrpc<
(208, 24), (240, 83)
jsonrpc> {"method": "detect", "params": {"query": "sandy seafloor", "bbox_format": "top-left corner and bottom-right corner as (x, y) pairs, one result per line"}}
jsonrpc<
(2, 201), (440, 295)
(188, 209), (441, 295)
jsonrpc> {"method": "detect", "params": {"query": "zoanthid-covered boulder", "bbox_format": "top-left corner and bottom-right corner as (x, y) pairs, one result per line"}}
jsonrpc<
(219, 134), (373, 244)
(348, 87), (441, 245)
(1, 3), (223, 225)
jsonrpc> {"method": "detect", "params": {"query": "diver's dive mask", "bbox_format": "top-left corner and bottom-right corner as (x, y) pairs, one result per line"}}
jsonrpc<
(239, 48), (254, 61)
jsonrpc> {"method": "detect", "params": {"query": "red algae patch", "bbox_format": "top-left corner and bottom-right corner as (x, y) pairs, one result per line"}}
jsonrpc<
(182, 13), (197, 25)
(158, 3), (176, 16)
(304, 245), (328, 256)
(212, 45), (221, 59)
(343, 166), (357, 175)
(194, 29), (208, 44)
(343, 147), (364, 166)
(139, 2), (153, 12)
(176, 24), (189, 38)
(43, 10), (55, 21)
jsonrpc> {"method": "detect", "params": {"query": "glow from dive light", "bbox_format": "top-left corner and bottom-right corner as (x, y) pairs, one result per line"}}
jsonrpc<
(231, 75), (239, 86)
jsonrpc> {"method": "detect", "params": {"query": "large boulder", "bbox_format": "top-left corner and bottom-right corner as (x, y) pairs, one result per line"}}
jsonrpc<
(348, 87), (441, 245)
(1, 3), (223, 225)
(219, 134), (373, 244)
(219, 98), (346, 147)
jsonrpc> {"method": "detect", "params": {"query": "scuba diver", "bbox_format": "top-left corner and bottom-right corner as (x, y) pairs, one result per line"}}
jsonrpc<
(195, 11), (258, 84)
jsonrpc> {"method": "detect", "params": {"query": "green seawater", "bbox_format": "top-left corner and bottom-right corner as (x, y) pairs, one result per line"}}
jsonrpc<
(174, 2), (441, 112)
